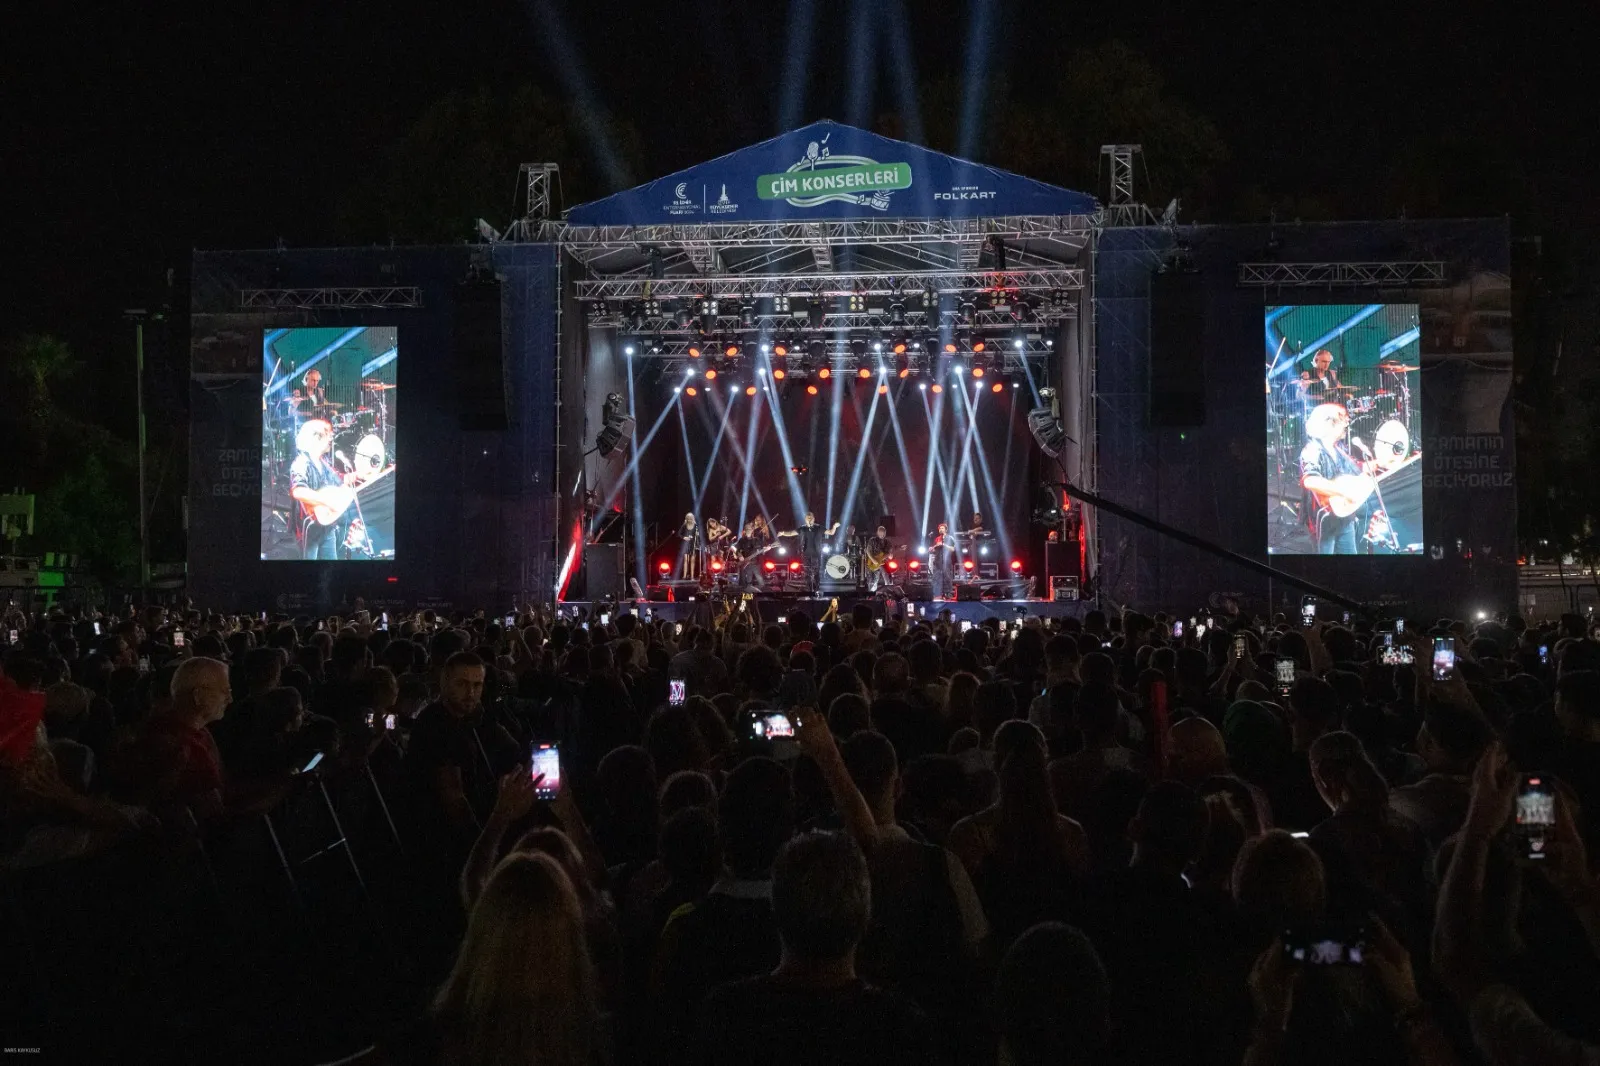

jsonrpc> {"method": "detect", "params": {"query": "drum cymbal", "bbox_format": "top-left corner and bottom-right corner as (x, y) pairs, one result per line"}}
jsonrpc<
(311, 401), (344, 410)
(1377, 363), (1419, 372)
(362, 381), (399, 390)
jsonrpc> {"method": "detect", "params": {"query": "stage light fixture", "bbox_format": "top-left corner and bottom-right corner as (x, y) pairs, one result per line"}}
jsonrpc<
(908, 558), (921, 571)
(857, 367), (872, 380)
(649, 338), (663, 355)
(877, 384), (888, 395)
(759, 342), (771, 354)
(724, 342), (741, 358)
(704, 368), (718, 381)
(818, 367), (832, 380)
(972, 366), (985, 379)
(772, 367), (786, 380)
(850, 337), (867, 359)
(806, 384), (818, 395)
(962, 559), (975, 572)
(685, 386), (698, 396)
(773, 340), (789, 357)
(919, 383), (928, 391)
(788, 560), (801, 573)
(890, 299), (906, 326)
(807, 339), (825, 360)
(972, 337), (987, 354)
(953, 363), (967, 376)
(887, 559), (899, 572)
(898, 367), (911, 379)
(658, 561), (671, 574)
(943, 340), (959, 355)
(739, 304), (755, 328)
(1010, 559), (1023, 572)
(960, 301), (976, 326)
(623, 341), (637, 356)
(931, 383), (943, 394)
(687, 342), (702, 358)
(745, 385), (757, 396)
(710, 559), (725, 572)
(673, 386), (681, 394)
(872, 338), (884, 353)
(891, 337), (908, 356)
(763, 560), (777, 573)
(991, 382), (1004, 393)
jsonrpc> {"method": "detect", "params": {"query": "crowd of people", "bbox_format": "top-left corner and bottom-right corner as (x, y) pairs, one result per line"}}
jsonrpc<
(3, 596), (1599, 1065)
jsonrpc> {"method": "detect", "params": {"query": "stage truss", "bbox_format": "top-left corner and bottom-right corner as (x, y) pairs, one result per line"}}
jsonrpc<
(239, 287), (424, 310)
(1237, 261), (1446, 287)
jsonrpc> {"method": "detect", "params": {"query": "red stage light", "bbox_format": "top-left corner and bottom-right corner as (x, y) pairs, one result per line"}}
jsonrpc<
(711, 559), (725, 572)
(806, 384), (818, 395)
(1009, 559), (1023, 572)
(991, 382), (1003, 393)
(788, 560), (801, 572)
(745, 385), (757, 396)
(962, 559), (975, 571)
(705, 369), (718, 381)
(725, 343), (740, 358)
(763, 560), (777, 572)
(908, 558), (920, 571)
(685, 386), (698, 396)
(877, 384), (888, 395)
(658, 561), (671, 574)
(886, 559), (899, 571)
(971, 366), (985, 378)
(972, 338), (987, 353)
(931, 383), (943, 394)
(818, 367), (831, 380)
(772, 368), (786, 380)
(857, 367), (871, 379)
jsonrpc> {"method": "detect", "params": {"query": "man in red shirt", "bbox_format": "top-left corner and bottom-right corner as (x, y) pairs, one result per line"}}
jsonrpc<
(126, 656), (231, 820)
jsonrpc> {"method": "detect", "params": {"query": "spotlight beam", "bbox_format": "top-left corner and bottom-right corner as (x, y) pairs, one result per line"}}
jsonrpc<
(837, 380), (885, 540)
(824, 347), (846, 527)
(593, 388), (680, 537)
(754, 352), (809, 520)
(777, 0), (817, 132)
(626, 372), (647, 586)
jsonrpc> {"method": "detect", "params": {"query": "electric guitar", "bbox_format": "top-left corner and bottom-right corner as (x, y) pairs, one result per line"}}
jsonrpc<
(304, 465), (395, 527)
(864, 542), (908, 571)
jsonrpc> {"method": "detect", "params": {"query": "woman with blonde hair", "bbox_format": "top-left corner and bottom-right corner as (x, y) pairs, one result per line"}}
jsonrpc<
(433, 852), (599, 1066)
(333, 852), (600, 1066)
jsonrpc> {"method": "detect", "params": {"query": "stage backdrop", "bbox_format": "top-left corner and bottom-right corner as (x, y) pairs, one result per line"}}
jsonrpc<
(1093, 219), (1514, 619)
(189, 244), (561, 612)
(611, 361), (1042, 585)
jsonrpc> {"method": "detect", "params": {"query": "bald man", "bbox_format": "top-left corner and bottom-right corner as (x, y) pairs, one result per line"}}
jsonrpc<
(129, 656), (231, 818)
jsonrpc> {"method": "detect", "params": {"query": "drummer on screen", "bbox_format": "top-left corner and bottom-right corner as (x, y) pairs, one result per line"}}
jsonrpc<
(1299, 348), (1342, 402)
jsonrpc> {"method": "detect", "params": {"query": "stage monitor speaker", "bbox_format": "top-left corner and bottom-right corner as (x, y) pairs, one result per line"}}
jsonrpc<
(1050, 575), (1080, 601)
(1149, 269), (1206, 427)
(955, 584), (981, 602)
(595, 417), (635, 459)
(903, 579), (933, 602)
(584, 544), (624, 602)
(456, 278), (508, 431)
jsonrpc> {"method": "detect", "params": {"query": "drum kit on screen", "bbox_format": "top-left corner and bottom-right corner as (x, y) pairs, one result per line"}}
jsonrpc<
(1272, 363), (1417, 473)
(268, 378), (396, 479)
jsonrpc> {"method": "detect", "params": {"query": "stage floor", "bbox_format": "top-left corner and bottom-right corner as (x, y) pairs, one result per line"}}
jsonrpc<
(560, 595), (1088, 625)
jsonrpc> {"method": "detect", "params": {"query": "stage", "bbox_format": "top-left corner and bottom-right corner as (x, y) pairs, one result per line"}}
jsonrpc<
(560, 595), (1088, 626)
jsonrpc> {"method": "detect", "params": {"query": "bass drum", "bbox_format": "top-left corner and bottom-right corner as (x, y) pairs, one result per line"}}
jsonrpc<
(1371, 419), (1410, 471)
(824, 554), (852, 580)
(352, 434), (386, 480)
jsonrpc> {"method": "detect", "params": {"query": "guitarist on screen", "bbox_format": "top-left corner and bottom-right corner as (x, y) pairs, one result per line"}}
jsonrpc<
(1299, 403), (1386, 554)
(290, 419), (360, 560)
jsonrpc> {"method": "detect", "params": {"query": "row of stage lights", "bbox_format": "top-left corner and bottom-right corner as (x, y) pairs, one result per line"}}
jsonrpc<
(657, 555), (1026, 577)
(671, 364), (1024, 398)
(623, 330), (1049, 360)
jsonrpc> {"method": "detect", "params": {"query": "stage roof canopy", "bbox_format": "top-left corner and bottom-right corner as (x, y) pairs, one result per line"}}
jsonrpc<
(544, 121), (1099, 279)
(565, 120), (1097, 227)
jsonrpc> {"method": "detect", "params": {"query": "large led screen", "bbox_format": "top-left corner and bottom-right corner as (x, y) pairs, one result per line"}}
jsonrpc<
(1265, 305), (1421, 555)
(261, 327), (398, 560)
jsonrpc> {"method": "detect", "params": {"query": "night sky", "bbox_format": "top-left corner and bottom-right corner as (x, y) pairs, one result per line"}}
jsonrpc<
(7, 0), (1595, 429)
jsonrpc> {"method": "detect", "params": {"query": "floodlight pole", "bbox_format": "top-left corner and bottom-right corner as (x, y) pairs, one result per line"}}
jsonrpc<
(124, 309), (151, 596)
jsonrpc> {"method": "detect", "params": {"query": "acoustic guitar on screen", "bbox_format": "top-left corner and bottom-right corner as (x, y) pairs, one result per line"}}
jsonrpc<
(306, 465), (395, 526)
(1310, 453), (1421, 518)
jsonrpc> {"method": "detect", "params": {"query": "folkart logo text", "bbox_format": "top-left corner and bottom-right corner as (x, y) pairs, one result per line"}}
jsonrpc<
(756, 133), (911, 210)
